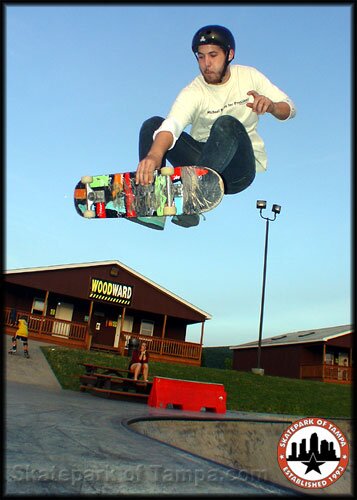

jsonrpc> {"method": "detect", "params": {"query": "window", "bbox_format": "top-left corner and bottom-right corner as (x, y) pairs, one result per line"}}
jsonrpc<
(325, 353), (334, 365)
(31, 298), (45, 315)
(140, 320), (154, 336)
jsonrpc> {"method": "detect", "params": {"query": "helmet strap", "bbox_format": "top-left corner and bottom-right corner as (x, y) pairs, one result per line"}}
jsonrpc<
(218, 51), (231, 83)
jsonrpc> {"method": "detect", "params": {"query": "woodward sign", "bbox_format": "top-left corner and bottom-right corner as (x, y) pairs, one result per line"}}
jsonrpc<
(89, 278), (133, 305)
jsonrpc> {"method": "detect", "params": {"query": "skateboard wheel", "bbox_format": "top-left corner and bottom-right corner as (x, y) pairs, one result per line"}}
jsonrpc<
(81, 175), (93, 184)
(83, 210), (96, 218)
(160, 166), (174, 176)
(163, 206), (177, 216)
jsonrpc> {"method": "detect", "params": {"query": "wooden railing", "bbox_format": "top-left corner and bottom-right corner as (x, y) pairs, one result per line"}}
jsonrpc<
(119, 332), (202, 364)
(4, 307), (202, 364)
(300, 364), (352, 384)
(3, 307), (88, 347)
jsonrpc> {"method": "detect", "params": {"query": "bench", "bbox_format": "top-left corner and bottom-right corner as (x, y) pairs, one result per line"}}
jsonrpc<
(80, 372), (152, 394)
(79, 374), (97, 391)
(79, 362), (153, 403)
(80, 385), (150, 403)
(79, 363), (131, 377)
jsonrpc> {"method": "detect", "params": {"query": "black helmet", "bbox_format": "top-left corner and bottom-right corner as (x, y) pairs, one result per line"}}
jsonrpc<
(192, 25), (235, 55)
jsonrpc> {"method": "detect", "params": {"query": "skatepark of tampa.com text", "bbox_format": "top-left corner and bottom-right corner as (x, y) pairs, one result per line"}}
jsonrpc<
(9, 464), (269, 488)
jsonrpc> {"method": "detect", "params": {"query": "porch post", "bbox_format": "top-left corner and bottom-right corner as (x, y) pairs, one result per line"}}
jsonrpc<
(39, 290), (50, 335)
(322, 343), (326, 381)
(43, 290), (49, 316)
(118, 307), (126, 354)
(198, 321), (205, 363)
(160, 315), (167, 355)
(86, 301), (94, 350)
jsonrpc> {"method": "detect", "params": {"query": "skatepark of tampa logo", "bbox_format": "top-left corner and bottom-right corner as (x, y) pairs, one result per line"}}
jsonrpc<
(277, 417), (349, 490)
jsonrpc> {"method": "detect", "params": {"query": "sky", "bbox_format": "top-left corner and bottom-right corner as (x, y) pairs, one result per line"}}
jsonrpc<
(5, 3), (352, 347)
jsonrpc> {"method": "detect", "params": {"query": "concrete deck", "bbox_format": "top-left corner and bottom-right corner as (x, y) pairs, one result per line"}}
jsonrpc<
(4, 335), (352, 496)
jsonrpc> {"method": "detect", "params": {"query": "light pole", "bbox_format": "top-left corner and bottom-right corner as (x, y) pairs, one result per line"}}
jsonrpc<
(252, 200), (281, 376)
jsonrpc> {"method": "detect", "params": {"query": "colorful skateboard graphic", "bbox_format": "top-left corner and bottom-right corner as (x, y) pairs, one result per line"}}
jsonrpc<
(74, 166), (224, 220)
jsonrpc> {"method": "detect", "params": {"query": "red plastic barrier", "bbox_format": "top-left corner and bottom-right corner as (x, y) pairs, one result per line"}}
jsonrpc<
(147, 377), (226, 413)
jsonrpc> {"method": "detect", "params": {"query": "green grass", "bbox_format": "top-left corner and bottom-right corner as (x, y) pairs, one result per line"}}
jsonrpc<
(41, 346), (352, 419)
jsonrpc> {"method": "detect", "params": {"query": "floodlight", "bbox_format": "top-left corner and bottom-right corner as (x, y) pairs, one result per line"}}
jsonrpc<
(254, 199), (281, 373)
(256, 200), (267, 210)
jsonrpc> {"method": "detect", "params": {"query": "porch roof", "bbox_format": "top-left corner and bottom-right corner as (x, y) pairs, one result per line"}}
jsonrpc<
(229, 324), (353, 350)
(5, 260), (212, 320)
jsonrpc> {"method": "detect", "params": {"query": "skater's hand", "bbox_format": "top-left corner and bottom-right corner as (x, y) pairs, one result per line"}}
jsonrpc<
(247, 91), (291, 119)
(136, 131), (173, 185)
(246, 91), (274, 115)
(136, 154), (160, 185)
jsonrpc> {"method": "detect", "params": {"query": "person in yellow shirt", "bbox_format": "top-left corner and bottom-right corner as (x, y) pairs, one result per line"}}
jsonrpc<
(8, 317), (30, 358)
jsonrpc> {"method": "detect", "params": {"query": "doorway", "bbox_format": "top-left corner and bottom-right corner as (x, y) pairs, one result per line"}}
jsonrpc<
(52, 302), (74, 337)
(114, 314), (134, 348)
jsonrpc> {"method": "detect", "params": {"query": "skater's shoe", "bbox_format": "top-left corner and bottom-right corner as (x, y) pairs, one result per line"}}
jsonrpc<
(8, 349), (16, 355)
(171, 214), (200, 228)
(128, 216), (166, 230)
(24, 352), (30, 359)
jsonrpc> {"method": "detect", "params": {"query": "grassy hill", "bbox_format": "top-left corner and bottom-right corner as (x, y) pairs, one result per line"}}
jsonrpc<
(41, 346), (351, 419)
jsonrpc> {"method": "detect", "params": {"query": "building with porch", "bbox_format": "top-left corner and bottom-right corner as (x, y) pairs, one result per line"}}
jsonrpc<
(4, 261), (211, 366)
(230, 325), (353, 384)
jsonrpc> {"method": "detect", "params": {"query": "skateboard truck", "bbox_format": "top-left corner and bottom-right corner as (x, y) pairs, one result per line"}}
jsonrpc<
(160, 167), (177, 216)
(80, 176), (96, 218)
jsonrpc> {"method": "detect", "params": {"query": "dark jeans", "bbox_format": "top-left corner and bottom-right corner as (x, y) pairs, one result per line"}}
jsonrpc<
(139, 115), (256, 194)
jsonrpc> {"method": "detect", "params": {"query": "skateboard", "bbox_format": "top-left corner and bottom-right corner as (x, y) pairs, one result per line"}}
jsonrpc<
(74, 166), (224, 220)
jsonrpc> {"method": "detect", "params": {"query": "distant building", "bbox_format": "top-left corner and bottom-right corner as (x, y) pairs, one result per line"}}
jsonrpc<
(4, 260), (211, 366)
(230, 325), (353, 383)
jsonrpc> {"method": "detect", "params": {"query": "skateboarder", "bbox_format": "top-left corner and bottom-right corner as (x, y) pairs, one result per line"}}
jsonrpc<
(133, 24), (296, 229)
(8, 316), (30, 358)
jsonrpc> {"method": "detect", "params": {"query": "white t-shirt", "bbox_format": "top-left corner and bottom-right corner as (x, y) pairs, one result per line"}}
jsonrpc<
(154, 65), (296, 172)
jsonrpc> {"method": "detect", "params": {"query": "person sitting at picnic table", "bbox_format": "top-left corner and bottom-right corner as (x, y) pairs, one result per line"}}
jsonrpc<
(129, 341), (149, 381)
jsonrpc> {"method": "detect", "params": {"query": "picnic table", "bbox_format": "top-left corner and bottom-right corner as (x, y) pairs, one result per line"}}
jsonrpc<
(79, 363), (152, 403)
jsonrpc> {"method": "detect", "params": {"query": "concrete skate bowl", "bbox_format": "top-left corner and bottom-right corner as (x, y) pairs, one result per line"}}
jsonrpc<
(127, 417), (352, 496)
